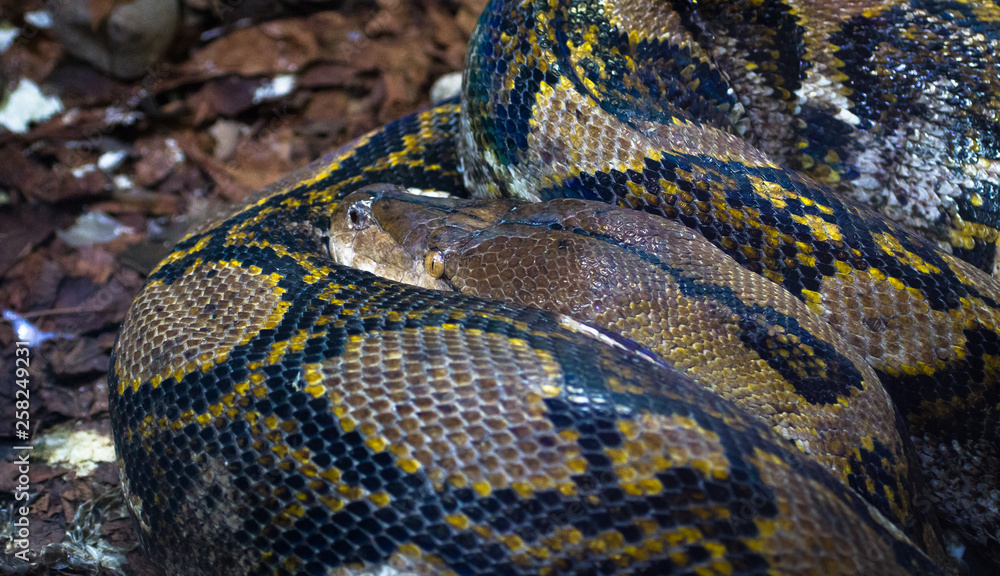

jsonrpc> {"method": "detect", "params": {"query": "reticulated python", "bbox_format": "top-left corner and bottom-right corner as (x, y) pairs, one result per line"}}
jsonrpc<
(109, 0), (1000, 574)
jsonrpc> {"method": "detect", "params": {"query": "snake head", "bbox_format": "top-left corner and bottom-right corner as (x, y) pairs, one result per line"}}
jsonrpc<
(328, 183), (520, 290)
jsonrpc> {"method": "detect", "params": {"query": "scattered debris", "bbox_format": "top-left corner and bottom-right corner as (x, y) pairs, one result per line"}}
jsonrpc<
(56, 212), (134, 248)
(1, 488), (130, 575)
(430, 71), (463, 103)
(97, 150), (127, 172)
(253, 74), (296, 104)
(34, 423), (117, 477)
(23, 11), (52, 29)
(0, 24), (19, 53)
(0, 79), (63, 134)
(2, 309), (74, 346)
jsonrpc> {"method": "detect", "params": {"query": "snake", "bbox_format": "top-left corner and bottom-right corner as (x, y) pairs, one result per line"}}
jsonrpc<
(108, 0), (1000, 574)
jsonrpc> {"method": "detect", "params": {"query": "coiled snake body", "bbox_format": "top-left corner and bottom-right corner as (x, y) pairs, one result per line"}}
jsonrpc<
(109, 0), (1000, 574)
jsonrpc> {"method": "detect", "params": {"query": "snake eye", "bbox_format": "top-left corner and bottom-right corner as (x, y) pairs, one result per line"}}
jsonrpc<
(346, 201), (373, 230)
(424, 250), (446, 278)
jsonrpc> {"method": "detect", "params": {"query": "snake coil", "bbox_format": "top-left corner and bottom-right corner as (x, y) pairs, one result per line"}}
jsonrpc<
(110, 0), (1000, 574)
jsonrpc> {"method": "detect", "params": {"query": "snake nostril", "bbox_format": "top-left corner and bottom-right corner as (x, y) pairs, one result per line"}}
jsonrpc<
(347, 204), (370, 230)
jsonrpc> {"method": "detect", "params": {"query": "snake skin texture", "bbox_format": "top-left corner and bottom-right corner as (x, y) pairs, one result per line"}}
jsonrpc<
(459, 0), (1000, 563)
(109, 0), (1000, 574)
(327, 187), (944, 558)
(460, 0), (1000, 272)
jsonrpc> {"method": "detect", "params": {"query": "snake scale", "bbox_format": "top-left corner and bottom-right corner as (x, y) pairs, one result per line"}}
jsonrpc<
(109, 0), (1000, 574)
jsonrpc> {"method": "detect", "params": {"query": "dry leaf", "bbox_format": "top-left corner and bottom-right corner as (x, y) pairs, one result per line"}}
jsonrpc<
(184, 18), (320, 77)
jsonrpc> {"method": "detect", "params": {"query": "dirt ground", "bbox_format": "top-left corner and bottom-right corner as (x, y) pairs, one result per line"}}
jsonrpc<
(0, 1), (485, 574)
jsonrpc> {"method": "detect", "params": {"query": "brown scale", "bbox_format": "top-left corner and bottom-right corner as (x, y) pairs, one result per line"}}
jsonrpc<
(329, 185), (945, 563)
(113, 260), (289, 395)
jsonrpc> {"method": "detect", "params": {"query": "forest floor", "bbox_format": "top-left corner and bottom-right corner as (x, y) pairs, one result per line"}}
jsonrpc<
(0, 1), (484, 573)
